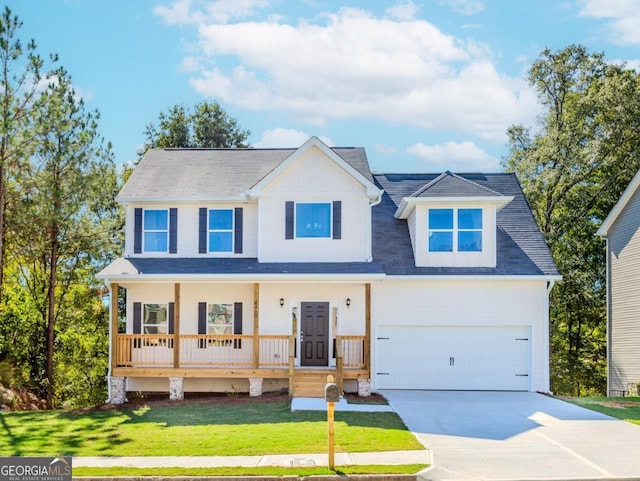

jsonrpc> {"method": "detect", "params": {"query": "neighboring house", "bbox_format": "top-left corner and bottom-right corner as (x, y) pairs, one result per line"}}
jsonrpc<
(97, 137), (560, 403)
(597, 169), (640, 396)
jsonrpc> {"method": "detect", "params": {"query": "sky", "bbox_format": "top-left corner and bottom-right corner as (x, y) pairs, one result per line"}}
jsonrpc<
(9, 0), (640, 173)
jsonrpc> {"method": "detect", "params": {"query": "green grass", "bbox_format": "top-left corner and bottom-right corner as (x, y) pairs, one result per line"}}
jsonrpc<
(0, 399), (423, 456)
(562, 396), (640, 426)
(73, 464), (428, 477)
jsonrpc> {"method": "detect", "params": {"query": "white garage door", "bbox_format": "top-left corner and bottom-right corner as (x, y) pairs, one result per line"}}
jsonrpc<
(375, 325), (531, 391)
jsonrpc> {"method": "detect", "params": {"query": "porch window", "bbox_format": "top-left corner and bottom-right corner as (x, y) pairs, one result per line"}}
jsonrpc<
(296, 203), (331, 238)
(143, 304), (167, 334)
(143, 210), (168, 252)
(207, 303), (233, 334)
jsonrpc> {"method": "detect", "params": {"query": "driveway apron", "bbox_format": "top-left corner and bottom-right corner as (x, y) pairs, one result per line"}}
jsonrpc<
(381, 390), (640, 481)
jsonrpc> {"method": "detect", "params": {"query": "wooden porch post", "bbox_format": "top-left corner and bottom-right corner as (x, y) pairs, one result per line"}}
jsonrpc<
(173, 283), (181, 368)
(365, 283), (371, 374)
(289, 310), (297, 396)
(253, 283), (260, 369)
(336, 337), (344, 394)
(110, 283), (119, 371)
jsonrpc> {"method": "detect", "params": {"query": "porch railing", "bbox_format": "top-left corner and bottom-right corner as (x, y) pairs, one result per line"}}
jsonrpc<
(114, 334), (365, 370)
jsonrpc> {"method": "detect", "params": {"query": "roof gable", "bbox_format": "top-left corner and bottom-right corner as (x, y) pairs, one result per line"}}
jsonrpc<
(597, 169), (640, 237)
(247, 137), (382, 201)
(412, 171), (503, 198)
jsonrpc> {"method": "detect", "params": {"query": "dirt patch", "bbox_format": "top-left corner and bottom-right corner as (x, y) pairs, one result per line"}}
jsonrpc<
(598, 401), (640, 409)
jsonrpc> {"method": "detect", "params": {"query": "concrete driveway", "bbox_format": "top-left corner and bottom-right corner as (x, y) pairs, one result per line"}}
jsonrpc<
(381, 390), (640, 481)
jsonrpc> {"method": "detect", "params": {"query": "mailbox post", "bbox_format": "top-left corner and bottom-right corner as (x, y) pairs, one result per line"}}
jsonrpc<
(325, 375), (340, 470)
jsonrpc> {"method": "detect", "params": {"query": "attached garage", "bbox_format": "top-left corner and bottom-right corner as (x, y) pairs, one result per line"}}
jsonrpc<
(375, 325), (531, 391)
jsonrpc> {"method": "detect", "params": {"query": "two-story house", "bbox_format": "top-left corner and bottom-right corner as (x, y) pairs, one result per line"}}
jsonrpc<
(597, 169), (640, 396)
(98, 137), (560, 402)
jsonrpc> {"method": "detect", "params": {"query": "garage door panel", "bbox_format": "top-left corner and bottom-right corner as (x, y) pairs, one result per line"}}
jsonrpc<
(376, 325), (531, 391)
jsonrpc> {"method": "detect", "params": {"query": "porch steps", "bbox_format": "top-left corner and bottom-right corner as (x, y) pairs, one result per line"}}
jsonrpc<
(292, 369), (335, 398)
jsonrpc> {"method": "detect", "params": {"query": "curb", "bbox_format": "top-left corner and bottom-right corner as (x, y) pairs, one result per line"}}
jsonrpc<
(74, 476), (417, 481)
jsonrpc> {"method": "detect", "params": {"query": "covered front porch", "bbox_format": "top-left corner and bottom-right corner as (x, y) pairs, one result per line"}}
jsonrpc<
(108, 282), (372, 402)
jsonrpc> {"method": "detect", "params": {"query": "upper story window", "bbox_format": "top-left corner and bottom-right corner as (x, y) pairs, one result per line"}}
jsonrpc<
(134, 207), (177, 254)
(209, 209), (233, 252)
(296, 203), (331, 238)
(199, 207), (243, 255)
(285, 201), (342, 240)
(144, 210), (168, 252)
(428, 208), (482, 252)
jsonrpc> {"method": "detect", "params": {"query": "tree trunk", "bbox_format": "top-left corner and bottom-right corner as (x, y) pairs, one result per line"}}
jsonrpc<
(45, 230), (58, 408)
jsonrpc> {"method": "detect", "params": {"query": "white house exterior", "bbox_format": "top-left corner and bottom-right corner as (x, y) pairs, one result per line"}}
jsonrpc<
(597, 169), (640, 396)
(98, 137), (560, 402)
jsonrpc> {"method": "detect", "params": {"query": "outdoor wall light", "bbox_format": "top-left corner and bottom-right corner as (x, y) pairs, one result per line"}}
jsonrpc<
(346, 298), (351, 308)
(280, 298), (285, 308)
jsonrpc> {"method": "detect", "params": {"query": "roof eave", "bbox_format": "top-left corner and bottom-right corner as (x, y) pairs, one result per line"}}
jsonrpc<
(596, 169), (640, 237)
(394, 195), (515, 219)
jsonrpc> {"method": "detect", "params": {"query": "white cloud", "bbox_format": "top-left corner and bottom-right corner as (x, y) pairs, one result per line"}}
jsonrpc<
(254, 128), (333, 147)
(158, 4), (538, 142)
(577, 0), (640, 45)
(375, 144), (397, 154)
(154, 0), (269, 25)
(407, 141), (499, 172)
(439, 0), (485, 15)
(385, 1), (420, 20)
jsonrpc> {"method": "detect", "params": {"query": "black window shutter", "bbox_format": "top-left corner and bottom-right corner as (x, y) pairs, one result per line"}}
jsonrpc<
(285, 201), (294, 239)
(169, 208), (178, 254)
(134, 208), (143, 254)
(133, 302), (142, 334)
(332, 201), (342, 239)
(198, 208), (207, 254)
(234, 302), (243, 349)
(168, 302), (175, 334)
(198, 302), (207, 348)
(234, 207), (243, 254)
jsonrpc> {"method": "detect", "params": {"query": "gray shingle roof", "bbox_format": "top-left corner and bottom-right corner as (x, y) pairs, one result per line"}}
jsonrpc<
(103, 147), (559, 279)
(373, 173), (559, 276)
(118, 147), (373, 201)
(101, 257), (385, 276)
(412, 171), (503, 197)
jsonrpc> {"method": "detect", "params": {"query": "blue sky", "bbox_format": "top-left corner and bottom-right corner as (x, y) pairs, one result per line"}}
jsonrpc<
(9, 0), (640, 172)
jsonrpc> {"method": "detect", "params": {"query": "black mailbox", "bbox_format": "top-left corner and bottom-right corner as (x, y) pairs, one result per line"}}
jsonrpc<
(324, 382), (340, 403)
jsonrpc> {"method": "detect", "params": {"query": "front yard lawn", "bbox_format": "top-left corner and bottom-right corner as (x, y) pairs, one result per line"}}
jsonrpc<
(563, 396), (640, 426)
(0, 395), (423, 457)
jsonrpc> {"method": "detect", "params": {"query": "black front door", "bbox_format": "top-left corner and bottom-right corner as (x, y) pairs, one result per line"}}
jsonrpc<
(301, 302), (329, 366)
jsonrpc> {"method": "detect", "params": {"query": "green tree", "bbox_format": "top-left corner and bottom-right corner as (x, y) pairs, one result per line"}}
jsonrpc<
(504, 45), (640, 395)
(12, 68), (120, 406)
(0, 6), (57, 301)
(138, 100), (250, 157)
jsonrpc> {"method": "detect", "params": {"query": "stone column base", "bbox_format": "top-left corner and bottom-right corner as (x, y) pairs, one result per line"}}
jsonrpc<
(110, 376), (126, 404)
(249, 377), (263, 397)
(169, 377), (184, 401)
(357, 378), (371, 397)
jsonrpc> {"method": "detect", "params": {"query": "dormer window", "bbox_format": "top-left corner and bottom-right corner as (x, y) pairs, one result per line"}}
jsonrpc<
(428, 208), (483, 253)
